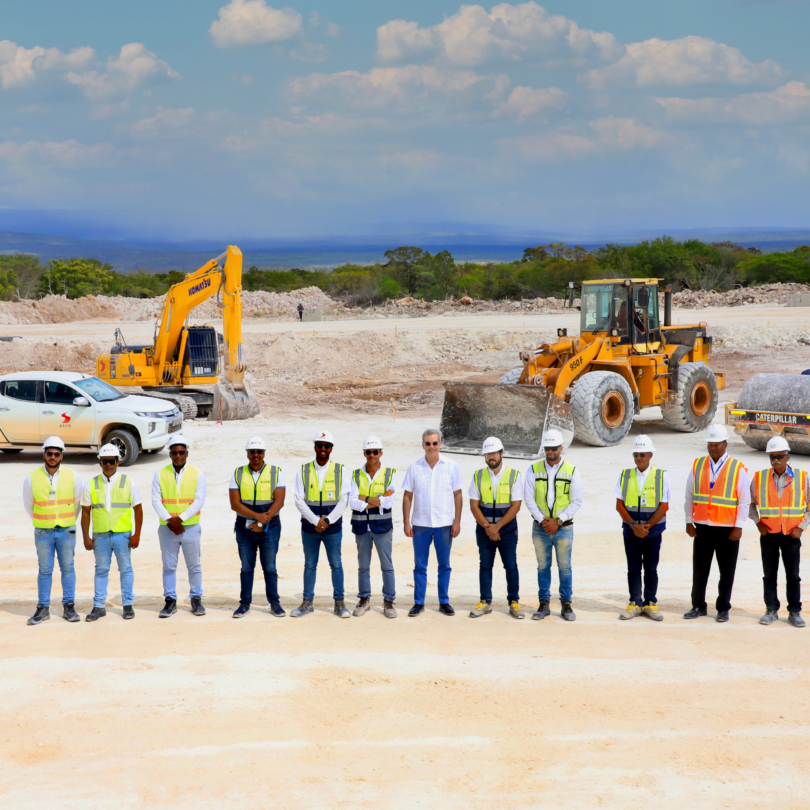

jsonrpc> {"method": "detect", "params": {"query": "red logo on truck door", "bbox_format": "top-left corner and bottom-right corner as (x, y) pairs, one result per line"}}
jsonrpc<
(61, 413), (71, 424)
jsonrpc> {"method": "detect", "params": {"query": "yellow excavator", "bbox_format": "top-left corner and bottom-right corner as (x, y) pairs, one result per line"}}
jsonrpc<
(95, 245), (260, 420)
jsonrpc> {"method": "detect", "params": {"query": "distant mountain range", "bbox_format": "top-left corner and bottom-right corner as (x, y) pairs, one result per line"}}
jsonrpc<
(0, 227), (808, 273)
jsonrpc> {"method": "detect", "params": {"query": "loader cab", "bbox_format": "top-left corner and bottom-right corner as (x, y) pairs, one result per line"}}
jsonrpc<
(580, 280), (660, 346)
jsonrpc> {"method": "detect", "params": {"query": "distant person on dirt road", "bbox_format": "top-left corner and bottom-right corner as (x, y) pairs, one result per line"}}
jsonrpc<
(615, 435), (670, 622)
(229, 436), (286, 619)
(683, 424), (750, 623)
(401, 429), (463, 617)
(524, 429), (583, 622)
(81, 444), (143, 622)
(468, 436), (523, 620)
(23, 436), (84, 625)
(292, 429), (351, 618)
(349, 436), (397, 618)
(297, 301), (304, 321)
(152, 436), (207, 618)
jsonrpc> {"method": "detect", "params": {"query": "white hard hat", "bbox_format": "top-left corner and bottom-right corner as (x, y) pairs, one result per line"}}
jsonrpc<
(631, 435), (656, 453)
(541, 429), (564, 448)
(482, 436), (504, 454)
(168, 435), (191, 449)
(314, 429), (334, 445)
(363, 436), (383, 450)
(42, 435), (65, 451)
(705, 424), (729, 443)
(98, 443), (120, 459)
(245, 437), (267, 451)
(766, 436), (790, 454)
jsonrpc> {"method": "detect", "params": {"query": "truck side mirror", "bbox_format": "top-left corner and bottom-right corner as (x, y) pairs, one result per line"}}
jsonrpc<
(72, 396), (90, 407)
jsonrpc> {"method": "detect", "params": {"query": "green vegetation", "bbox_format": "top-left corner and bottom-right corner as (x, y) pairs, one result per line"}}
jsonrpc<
(0, 237), (808, 303)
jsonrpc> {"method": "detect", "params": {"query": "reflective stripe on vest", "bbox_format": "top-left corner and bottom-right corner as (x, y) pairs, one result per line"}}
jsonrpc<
(532, 460), (575, 520)
(350, 466), (395, 530)
(475, 467), (517, 523)
(31, 466), (77, 528)
(692, 456), (744, 526)
(90, 474), (134, 533)
(235, 464), (278, 508)
(158, 464), (201, 526)
(303, 461), (342, 511)
(753, 468), (808, 535)
(620, 466), (665, 524)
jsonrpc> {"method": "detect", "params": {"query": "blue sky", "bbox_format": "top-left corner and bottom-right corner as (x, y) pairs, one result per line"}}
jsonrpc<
(1, 0), (809, 242)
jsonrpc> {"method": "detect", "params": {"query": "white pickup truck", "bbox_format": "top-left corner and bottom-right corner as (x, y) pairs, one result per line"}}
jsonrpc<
(0, 371), (183, 466)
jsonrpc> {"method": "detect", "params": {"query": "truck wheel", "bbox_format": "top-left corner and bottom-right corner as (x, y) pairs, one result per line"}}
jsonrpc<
(570, 371), (634, 447)
(105, 429), (140, 467)
(499, 367), (523, 385)
(662, 362), (719, 432)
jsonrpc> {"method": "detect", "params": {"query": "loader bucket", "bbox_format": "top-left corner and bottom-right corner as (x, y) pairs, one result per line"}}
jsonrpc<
(440, 382), (574, 459)
(210, 378), (261, 421)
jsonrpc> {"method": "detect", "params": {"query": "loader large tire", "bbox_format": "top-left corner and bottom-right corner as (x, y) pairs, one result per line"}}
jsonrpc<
(570, 371), (634, 447)
(499, 367), (523, 385)
(661, 362), (719, 433)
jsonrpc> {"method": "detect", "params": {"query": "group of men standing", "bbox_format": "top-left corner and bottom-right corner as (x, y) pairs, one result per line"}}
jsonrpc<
(21, 421), (806, 627)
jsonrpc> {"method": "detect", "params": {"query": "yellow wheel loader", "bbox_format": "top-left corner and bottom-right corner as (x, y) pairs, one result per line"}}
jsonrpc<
(441, 278), (725, 457)
(95, 245), (260, 421)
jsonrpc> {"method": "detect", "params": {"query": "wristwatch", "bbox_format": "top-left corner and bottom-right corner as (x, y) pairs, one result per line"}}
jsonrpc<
(323, 517), (331, 526)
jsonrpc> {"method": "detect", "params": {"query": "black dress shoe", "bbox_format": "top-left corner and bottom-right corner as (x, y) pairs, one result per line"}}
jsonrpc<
(438, 603), (455, 616)
(62, 603), (80, 622)
(716, 610), (730, 623)
(122, 605), (135, 620)
(232, 603), (250, 618)
(408, 604), (425, 617)
(683, 606), (708, 619)
(159, 598), (177, 618)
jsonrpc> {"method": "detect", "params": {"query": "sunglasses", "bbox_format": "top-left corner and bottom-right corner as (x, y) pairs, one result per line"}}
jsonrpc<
(315, 442), (332, 450)
(424, 441), (440, 447)
(633, 452), (651, 458)
(544, 446), (562, 452)
(100, 458), (118, 465)
(169, 449), (188, 456)
(44, 451), (62, 457)
(364, 449), (380, 456)
(770, 453), (789, 461)
(248, 449), (265, 455)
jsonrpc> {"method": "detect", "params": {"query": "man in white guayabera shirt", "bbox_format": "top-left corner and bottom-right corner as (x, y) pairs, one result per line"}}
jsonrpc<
(402, 428), (463, 617)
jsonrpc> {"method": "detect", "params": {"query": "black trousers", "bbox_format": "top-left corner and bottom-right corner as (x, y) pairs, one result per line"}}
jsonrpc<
(691, 524), (739, 612)
(761, 532), (802, 612)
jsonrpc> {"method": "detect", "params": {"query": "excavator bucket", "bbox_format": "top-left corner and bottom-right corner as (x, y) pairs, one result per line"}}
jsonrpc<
(210, 378), (261, 421)
(440, 382), (574, 459)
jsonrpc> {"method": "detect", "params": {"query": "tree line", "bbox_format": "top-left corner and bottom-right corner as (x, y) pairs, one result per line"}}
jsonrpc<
(0, 236), (808, 303)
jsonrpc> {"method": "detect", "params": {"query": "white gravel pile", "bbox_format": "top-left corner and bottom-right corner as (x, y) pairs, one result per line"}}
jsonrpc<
(671, 283), (810, 309)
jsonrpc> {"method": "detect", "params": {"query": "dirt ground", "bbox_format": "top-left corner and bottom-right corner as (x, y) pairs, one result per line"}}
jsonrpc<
(0, 306), (809, 809)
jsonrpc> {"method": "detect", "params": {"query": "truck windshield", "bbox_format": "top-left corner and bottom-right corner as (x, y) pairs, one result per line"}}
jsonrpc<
(74, 377), (124, 402)
(581, 284), (623, 333)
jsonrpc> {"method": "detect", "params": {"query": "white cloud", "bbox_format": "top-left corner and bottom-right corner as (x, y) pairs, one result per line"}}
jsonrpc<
(210, 0), (303, 47)
(503, 117), (667, 160)
(582, 35), (784, 89)
(495, 85), (567, 120)
(0, 40), (94, 88)
(65, 43), (179, 100)
(129, 106), (196, 134)
(655, 81), (810, 124)
(0, 139), (119, 167)
(376, 2), (623, 67)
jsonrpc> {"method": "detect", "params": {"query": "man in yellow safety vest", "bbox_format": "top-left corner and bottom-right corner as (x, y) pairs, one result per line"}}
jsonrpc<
(292, 429), (350, 618)
(684, 424), (750, 623)
(23, 436), (84, 625)
(151, 435), (207, 618)
(615, 435), (670, 621)
(749, 436), (809, 627)
(80, 444), (143, 621)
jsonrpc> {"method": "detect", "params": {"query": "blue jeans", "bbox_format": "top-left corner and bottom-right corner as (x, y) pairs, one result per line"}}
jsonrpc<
(355, 529), (395, 602)
(34, 526), (77, 606)
(623, 532), (662, 605)
(302, 528), (344, 601)
(532, 521), (574, 603)
(236, 523), (281, 605)
(93, 531), (134, 608)
(412, 525), (452, 605)
(158, 524), (203, 600)
(476, 527), (519, 603)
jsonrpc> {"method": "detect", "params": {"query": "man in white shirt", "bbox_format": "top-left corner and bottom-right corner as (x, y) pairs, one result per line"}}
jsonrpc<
(23, 436), (84, 625)
(683, 424), (750, 623)
(292, 429), (351, 618)
(81, 444), (143, 621)
(402, 428), (463, 617)
(349, 436), (397, 618)
(468, 437), (523, 619)
(524, 429), (583, 622)
(151, 436), (207, 618)
(614, 435), (670, 622)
